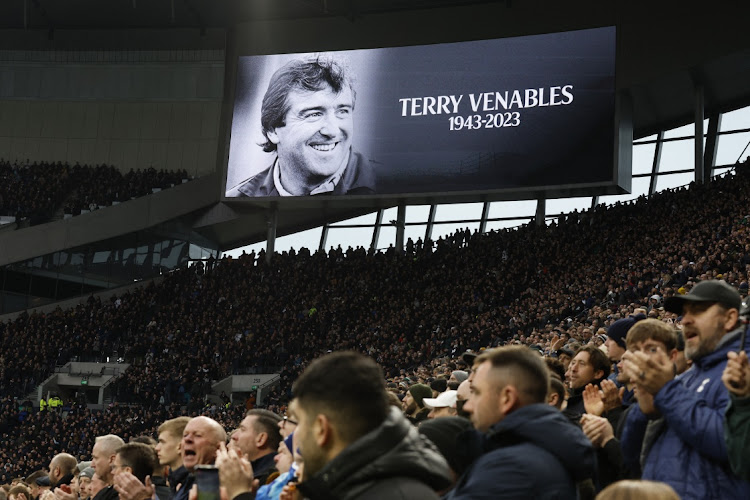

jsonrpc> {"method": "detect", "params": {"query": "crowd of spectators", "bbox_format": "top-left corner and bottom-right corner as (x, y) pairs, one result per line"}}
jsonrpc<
(0, 164), (749, 489)
(0, 161), (71, 224)
(0, 160), (189, 224)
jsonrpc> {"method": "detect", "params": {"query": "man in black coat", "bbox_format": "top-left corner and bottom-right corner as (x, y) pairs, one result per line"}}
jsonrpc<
(218, 351), (451, 500)
(48, 453), (77, 489)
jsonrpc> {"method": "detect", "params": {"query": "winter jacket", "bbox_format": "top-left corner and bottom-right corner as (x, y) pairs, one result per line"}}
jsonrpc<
(444, 403), (597, 499)
(621, 327), (750, 499)
(250, 453), (277, 487)
(167, 465), (189, 498)
(562, 376), (607, 425)
(151, 476), (172, 500)
(297, 407), (451, 500)
(725, 393), (750, 481)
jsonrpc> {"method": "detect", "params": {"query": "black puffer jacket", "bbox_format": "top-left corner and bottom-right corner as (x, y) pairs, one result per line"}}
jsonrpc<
(298, 407), (452, 500)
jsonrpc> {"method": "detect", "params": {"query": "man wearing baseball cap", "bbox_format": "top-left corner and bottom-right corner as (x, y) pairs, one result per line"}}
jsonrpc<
(423, 390), (458, 419)
(620, 280), (750, 499)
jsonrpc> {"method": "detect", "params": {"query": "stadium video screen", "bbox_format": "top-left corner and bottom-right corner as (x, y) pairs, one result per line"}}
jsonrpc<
(224, 26), (617, 198)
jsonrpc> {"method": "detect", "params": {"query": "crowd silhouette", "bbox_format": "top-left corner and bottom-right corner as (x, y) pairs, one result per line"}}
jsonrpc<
(0, 160), (189, 225)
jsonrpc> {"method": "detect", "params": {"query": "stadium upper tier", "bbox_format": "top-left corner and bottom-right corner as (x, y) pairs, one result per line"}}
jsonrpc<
(0, 160), (191, 226)
(0, 163), (749, 477)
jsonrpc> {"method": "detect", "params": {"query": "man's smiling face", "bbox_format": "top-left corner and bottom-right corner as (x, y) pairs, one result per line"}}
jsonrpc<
(268, 85), (354, 194)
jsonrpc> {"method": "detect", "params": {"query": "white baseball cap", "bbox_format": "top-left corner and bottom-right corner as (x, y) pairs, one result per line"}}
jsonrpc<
(422, 390), (458, 409)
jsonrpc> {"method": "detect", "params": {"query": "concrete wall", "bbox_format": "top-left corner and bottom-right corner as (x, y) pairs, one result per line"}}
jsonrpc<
(0, 173), (218, 266)
(0, 49), (224, 177)
(230, 374), (278, 392)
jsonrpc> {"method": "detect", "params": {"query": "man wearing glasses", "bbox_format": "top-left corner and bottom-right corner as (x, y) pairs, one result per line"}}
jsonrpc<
(278, 400), (298, 439)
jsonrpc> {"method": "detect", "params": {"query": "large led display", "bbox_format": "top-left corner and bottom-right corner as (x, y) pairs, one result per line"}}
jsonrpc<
(224, 26), (617, 198)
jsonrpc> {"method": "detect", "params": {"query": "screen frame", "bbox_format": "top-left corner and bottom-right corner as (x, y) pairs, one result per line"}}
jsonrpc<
(217, 23), (629, 207)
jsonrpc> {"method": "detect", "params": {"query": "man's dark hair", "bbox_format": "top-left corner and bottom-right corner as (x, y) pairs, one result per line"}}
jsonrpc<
(130, 435), (157, 446)
(260, 57), (355, 153)
(292, 351), (388, 444)
(245, 409), (283, 450)
(475, 346), (550, 406)
(430, 378), (448, 393)
(548, 377), (566, 410)
(575, 345), (611, 380)
(544, 357), (566, 381)
(24, 471), (46, 487)
(128, 436), (161, 475)
(116, 443), (158, 484)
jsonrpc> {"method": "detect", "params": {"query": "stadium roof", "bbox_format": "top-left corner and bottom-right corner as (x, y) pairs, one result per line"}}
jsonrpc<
(2, 1), (749, 138)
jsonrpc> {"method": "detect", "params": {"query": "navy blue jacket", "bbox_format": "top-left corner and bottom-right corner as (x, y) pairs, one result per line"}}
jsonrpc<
(621, 327), (750, 499)
(444, 403), (596, 499)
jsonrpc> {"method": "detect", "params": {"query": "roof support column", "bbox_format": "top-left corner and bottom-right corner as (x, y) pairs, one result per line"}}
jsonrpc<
(479, 201), (490, 234)
(370, 209), (383, 252)
(704, 112), (722, 179)
(425, 204), (437, 245)
(265, 203), (277, 264)
(648, 131), (664, 196)
(319, 224), (329, 252)
(394, 203), (406, 253)
(694, 84), (705, 184)
(535, 198), (546, 227)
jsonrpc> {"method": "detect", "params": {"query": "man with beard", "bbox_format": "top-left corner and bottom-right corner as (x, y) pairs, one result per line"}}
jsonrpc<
(48, 453), (77, 489)
(216, 352), (450, 500)
(401, 384), (432, 425)
(620, 280), (750, 499)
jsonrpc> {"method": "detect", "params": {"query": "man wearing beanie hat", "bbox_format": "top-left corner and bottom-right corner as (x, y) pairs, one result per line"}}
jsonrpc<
(620, 280), (750, 499)
(255, 433), (297, 500)
(605, 313), (646, 386)
(79, 468), (95, 500)
(403, 384), (432, 425)
(449, 370), (469, 385)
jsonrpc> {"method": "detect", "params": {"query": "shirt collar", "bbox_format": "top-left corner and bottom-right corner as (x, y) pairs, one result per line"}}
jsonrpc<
(273, 149), (350, 196)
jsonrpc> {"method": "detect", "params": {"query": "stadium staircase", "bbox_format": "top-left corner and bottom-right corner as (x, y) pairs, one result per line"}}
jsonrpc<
(212, 373), (281, 406)
(27, 361), (131, 410)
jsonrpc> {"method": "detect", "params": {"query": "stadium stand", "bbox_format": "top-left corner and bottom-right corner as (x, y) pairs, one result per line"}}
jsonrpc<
(0, 160), (189, 226)
(0, 164), (749, 482)
(2, 1), (750, 497)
